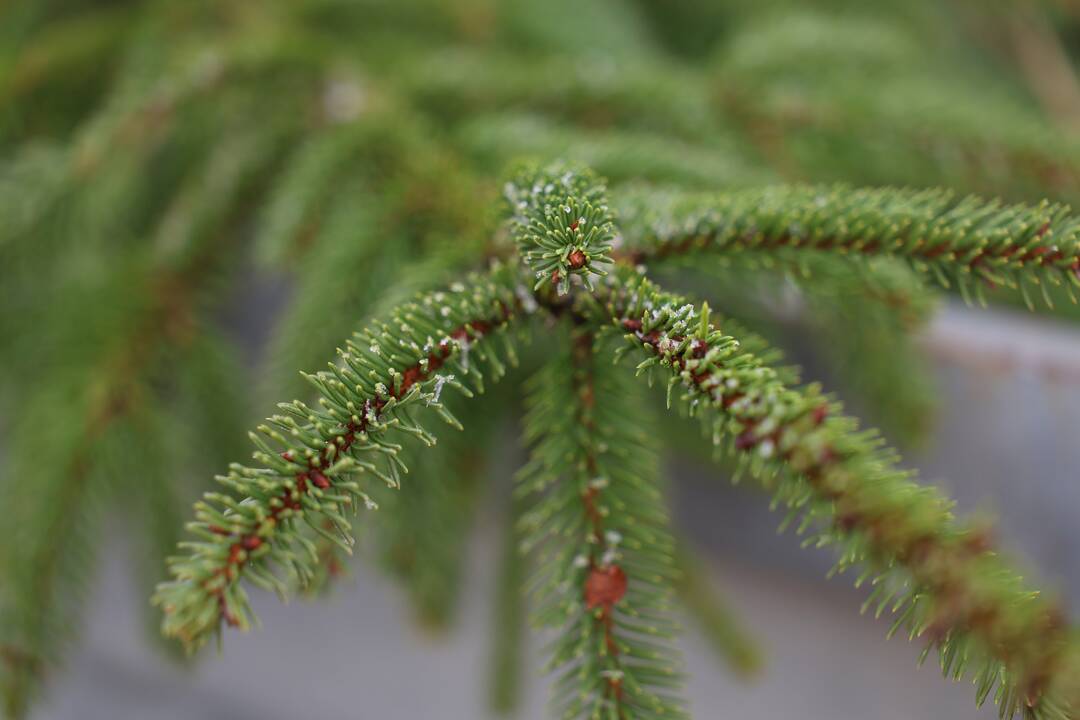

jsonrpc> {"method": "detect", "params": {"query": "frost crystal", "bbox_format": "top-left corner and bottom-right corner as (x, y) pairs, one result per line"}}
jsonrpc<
(758, 439), (776, 459)
(456, 335), (471, 372)
(430, 374), (454, 404)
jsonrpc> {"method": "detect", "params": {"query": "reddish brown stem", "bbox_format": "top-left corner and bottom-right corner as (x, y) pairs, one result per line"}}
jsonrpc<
(202, 303), (514, 627)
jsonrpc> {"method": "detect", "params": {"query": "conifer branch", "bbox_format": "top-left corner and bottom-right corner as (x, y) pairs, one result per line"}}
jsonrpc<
(0, 131), (270, 715)
(2, 295), (198, 716)
(673, 543), (763, 679)
(713, 11), (1080, 199)
(402, 50), (718, 142)
(490, 491), (527, 716)
(684, 254), (937, 443)
(153, 264), (526, 651)
(464, 114), (769, 189)
(1, 391), (107, 719)
(504, 161), (616, 295)
(580, 267), (1080, 719)
(644, 228), (937, 443)
(618, 186), (1080, 307)
(797, 258), (937, 444)
(519, 323), (686, 720)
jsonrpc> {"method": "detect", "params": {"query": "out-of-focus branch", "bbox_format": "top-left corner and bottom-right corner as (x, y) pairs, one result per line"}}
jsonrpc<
(1007, 7), (1080, 133)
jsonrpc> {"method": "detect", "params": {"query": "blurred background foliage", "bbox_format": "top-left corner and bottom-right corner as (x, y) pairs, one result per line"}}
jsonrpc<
(2, 0), (1079, 717)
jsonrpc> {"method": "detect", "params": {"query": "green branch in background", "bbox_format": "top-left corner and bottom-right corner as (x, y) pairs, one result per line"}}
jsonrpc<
(712, 9), (1080, 198)
(674, 543), (763, 679)
(490, 490), (527, 716)
(0, 126), (275, 715)
(619, 185), (1080, 307)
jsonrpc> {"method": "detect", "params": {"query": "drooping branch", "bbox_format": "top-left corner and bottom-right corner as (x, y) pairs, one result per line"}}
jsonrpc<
(616, 185), (1080, 305)
(647, 240), (938, 443)
(791, 258), (938, 444)
(579, 267), (1080, 720)
(673, 541), (763, 679)
(153, 263), (527, 651)
(518, 323), (686, 720)
(0, 131), (275, 717)
(489, 490), (526, 716)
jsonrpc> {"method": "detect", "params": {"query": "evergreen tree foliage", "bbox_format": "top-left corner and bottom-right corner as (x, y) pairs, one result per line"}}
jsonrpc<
(518, 328), (684, 718)
(3, 1), (1080, 719)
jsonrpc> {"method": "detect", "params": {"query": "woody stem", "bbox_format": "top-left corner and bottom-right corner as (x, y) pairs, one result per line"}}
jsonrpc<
(570, 328), (626, 710)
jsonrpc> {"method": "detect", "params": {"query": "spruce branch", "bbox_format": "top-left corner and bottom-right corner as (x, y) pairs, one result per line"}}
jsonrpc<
(639, 221), (937, 444)
(618, 185), (1080, 307)
(2, 313), (200, 716)
(798, 258), (937, 444)
(504, 160), (616, 295)
(0, 130), (271, 715)
(519, 324), (687, 720)
(578, 267), (1080, 719)
(153, 264), (526, 651)
(0, 381), (108, 719)
(714, 10), (1080, 199)
(490, 490), (527, 716)
(402, 50), (718, 142)
(464, 114), (771, 189)
(684, 253), (937, 444)
(673, 542), (763, 679)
